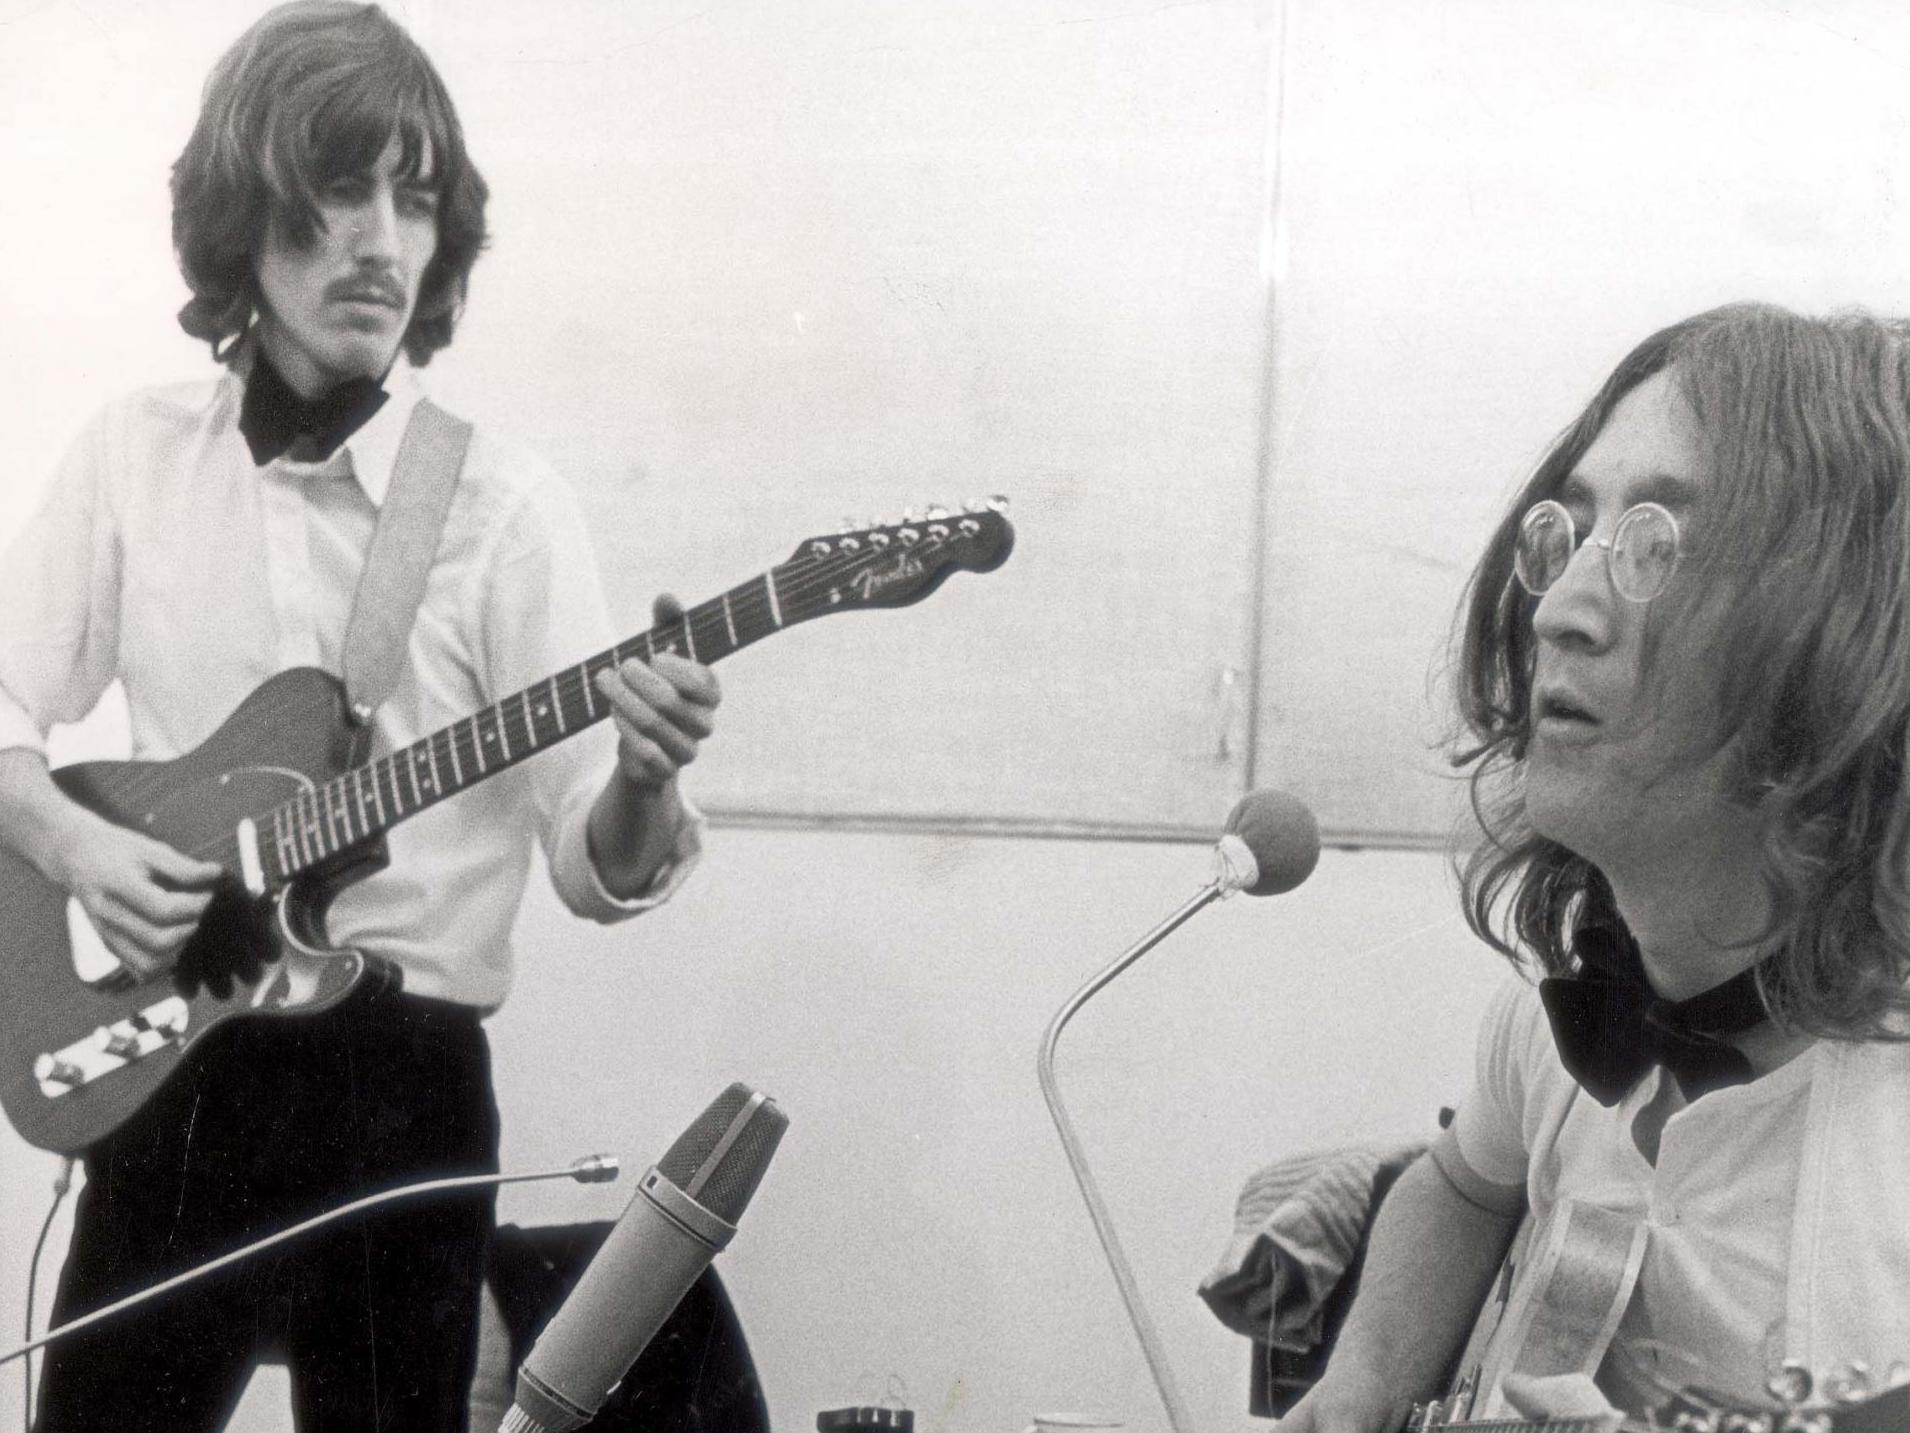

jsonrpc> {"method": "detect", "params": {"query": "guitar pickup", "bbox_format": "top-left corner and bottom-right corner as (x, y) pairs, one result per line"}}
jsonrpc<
(32, 997), (189, 1099)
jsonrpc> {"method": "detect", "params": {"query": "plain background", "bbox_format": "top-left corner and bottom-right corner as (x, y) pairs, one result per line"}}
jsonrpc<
(6, 2), (1910, 1431)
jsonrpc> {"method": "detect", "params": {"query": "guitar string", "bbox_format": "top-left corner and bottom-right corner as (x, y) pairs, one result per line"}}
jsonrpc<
(159, 518), (1001, 869)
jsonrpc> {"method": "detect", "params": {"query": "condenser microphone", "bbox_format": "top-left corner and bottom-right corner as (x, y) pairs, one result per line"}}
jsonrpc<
(1037, 790), (1320, 1433)
(503, 1083), (789, 1433)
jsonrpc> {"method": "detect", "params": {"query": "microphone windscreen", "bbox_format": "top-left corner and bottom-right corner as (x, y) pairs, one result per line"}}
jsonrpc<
(656, 1081), (789, 1224)
(1224, 790), (1321, 896)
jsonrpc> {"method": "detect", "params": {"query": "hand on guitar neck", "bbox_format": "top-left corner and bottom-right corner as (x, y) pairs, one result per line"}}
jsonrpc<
(0, 749), (225, 982)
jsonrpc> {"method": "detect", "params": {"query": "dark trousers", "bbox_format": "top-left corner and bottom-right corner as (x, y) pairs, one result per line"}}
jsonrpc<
(35, 988), (499, 1432)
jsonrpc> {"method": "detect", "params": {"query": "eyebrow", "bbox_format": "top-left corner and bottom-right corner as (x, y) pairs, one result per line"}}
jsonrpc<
(1558, 470), (1703, 512)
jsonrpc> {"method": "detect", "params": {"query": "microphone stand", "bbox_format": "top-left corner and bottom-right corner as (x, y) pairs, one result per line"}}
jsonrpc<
(1037, 840), (1256, 1433)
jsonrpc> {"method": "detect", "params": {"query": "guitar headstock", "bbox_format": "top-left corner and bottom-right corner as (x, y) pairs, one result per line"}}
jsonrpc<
(777, 498), (1015, 618)
(1649, 1365), (1910, 1433)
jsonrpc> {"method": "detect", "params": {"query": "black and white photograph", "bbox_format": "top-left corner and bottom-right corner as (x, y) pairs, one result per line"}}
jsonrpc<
(4, 2), (1910, 1430)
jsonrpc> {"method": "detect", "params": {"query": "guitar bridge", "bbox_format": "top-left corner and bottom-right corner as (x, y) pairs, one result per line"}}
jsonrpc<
(33, 996), (190, 1099)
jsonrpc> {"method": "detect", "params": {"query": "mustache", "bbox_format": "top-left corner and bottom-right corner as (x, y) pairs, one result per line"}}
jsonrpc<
(325, 273), (407, 309)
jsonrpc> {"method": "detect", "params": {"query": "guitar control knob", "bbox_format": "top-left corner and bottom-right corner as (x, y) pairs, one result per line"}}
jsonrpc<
(1824, 1363), (1871, 1403)
(33, 1054), (84, 1090)
(1767, 1363), (1814, 1407)
(97, 1025), (141, 1059)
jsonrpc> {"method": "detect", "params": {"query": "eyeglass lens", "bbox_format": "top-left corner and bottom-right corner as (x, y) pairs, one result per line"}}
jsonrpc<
(1513, 500), (1678, 603)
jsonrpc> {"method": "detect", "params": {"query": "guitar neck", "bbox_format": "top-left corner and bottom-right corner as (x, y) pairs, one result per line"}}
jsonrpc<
(246, 502), (1013, 886)
(259, 571), (783, 884)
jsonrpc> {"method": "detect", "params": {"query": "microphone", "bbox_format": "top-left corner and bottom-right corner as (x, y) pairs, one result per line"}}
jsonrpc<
(503, 1082), (789, 1433)
(1036, 790), (1320, 1433)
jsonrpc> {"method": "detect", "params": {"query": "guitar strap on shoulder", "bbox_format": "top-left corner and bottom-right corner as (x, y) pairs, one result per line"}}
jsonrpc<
(339, 397), (474, 724)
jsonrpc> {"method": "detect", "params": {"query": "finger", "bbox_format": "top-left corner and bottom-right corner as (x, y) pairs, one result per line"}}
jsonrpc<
(600, 664), (715, 748)
(645, 651), (722, 710)
(121, 879), (216, 928)
(651, 591), (686, 626)
(95, 915), (184, 978)
(611, 707), (698, 775)
(142, 841), (226, 889)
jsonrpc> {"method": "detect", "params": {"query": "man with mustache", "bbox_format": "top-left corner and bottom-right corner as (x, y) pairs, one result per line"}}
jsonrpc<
(1282, 305), (1910, 1431)
(0, 4), (719, 1427)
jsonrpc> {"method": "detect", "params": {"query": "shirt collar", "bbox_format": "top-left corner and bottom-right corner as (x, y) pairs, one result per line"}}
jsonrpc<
(222, 337), (425, 508)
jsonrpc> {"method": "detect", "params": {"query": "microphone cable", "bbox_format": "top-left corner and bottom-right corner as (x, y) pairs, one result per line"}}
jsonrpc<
(21, 1155), (75, 1433)
(1, 1153), (619, 1389)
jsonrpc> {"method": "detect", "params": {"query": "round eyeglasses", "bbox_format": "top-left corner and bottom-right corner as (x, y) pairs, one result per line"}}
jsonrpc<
(1513, 499), (1681, 604)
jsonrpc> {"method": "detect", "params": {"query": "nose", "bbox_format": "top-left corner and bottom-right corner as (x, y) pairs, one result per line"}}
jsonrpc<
(350, 190), (400, 262)
(1531, 532), (1617, 653)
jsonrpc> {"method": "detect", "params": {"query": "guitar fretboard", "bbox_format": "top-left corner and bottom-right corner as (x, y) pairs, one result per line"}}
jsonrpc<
(239, 506), (1007, 885)
(259, 571), (786, 884)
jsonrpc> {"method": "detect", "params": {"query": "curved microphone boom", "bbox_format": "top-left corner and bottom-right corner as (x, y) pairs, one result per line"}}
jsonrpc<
(1036, 790), (1320, 1433)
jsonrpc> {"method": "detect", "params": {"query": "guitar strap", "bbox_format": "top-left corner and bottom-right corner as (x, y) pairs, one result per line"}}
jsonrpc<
(338, 397), (474, 724)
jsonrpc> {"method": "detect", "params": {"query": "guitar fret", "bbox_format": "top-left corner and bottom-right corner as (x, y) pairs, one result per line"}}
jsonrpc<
(494, 707), (511, 762)
(298, 788), (324, 861)
(682, 618), (697, 662)
(521, 690), (539, 749)
(338, 782), (356, 843)
(447, 727), (464, 786)
(721, 591), (739, 648)
(386, 757), (406, 818)
(473, 717), (489, 774)
(581, 662), (598, 719)
(367, 758), (388, 826)
(765, 571), (784, 627)
(425, 735), (443, 797)
(548, 675), (566, 735)
(406, 746), (423, 806)
(274, 807), (298, 874)
(353, 769), (372, 828)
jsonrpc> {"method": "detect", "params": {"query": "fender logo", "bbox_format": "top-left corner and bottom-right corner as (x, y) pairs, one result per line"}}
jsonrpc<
(841, 553), (925, 602)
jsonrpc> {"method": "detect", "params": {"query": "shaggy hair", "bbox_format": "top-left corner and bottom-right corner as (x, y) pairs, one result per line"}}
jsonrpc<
(1456, 303), (1910, 1037)
(170, 1), (488, 365)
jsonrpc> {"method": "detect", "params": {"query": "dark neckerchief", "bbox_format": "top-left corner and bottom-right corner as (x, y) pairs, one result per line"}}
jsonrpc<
(1538, 924), (1767, 1106)
(238, 352), (389, 467)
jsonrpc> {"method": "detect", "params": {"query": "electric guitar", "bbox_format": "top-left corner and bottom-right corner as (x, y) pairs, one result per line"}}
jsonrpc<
(1405, 1377), (1910, 1431)
(1411, 1195), (1909, 1431)
(0, 504), (1014, 1154)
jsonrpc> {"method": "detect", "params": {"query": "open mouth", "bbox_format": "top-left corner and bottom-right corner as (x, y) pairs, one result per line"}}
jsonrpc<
(1536, 691), (1599, 730)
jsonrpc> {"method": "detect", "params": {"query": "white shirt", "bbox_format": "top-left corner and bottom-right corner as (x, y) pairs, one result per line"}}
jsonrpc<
(0, 366), (701, 1007)
(1434, 978), (1807, 1414)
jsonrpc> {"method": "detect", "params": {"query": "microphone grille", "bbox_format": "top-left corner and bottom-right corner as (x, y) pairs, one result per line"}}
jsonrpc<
(656, 1081), (789, 1224)
(1225, 789), (1321, 896)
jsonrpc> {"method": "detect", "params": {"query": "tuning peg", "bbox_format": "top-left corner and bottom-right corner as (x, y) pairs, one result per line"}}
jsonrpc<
(809, 539), (833, 558)
(868, 531), (891, 550)
(925, 503), (950, 521)
(986, 494), (1010, 512)
(897, 526), (921, 546)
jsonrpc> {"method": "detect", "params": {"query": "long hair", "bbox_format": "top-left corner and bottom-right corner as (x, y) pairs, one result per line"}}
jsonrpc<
(170, 1), (488, 366)
(1455, 303), (1910, 1037)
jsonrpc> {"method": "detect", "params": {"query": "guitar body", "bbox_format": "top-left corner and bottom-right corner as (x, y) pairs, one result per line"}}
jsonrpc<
(0, 668), (399, 1155)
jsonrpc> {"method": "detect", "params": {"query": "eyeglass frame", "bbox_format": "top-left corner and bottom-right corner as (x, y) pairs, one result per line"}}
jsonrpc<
(1512, 498), (1683, 605)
